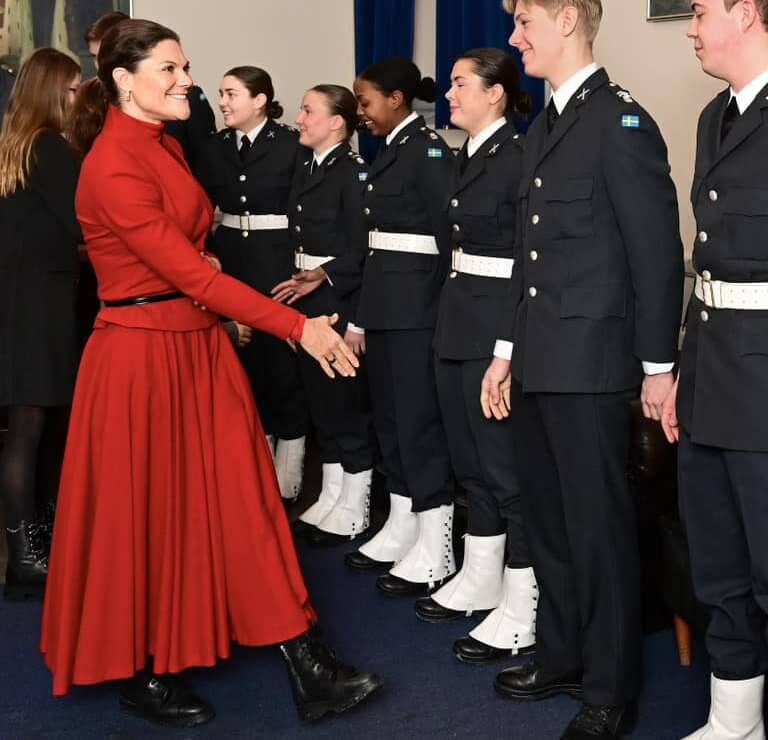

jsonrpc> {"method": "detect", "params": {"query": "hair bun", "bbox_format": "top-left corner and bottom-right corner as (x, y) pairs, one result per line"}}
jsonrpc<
(267, 100), (283, 119)
(415, 76), (436, 103)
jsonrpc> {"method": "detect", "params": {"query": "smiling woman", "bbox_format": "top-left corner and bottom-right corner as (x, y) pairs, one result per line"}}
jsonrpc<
(648, 0), (694, 21)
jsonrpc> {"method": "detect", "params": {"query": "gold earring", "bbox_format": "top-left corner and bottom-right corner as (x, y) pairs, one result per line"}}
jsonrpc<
(120, 89), (132, 103)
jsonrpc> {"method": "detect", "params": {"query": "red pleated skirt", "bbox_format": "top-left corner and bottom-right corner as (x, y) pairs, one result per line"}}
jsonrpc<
(40, 321), (315, 696)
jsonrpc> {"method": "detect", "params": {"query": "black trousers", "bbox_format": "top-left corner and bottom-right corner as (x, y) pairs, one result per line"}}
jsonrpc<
(435, 357), (529, 566)
(366, 330), (453, 513)
(238, 332), (308, 439)
(511, 382), (641, 705)
(296, 347), (375, 473)
(678, 431), (768, 680)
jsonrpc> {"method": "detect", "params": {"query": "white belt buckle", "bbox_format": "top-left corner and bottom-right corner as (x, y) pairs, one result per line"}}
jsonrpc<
(239, 214), (250, 233)
(701, 273), (722, 309)
(294, 252), (303, 271)
(451, 248), (461, 272)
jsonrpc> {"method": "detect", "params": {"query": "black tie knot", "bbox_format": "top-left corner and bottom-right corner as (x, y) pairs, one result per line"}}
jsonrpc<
(239, 135), (252, 161)
(720, 97), (740, 145)
(546, 98), (559, 133)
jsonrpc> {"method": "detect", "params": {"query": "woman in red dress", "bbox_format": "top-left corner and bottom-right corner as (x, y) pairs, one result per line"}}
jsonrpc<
(39, 19), (381, 727)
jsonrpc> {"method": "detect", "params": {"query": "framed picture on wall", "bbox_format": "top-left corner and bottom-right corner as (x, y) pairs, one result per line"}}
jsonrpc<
(647, 0), (694, 21)
(0, 0), (131, 75)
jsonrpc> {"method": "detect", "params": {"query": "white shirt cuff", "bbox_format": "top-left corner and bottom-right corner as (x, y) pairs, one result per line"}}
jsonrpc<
(347, 322), (365, 335)
(642, 361), (674, 375)
(493, 340), (513, 360)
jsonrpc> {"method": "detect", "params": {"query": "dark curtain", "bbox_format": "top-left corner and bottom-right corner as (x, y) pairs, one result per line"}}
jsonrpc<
(435, 0), (545, 133)
(354, 0), (416, 161)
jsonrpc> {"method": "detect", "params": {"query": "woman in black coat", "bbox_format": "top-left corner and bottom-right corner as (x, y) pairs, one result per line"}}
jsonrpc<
(272, 85), (376, 546)
(195, 66), (308, 501)
(0, 48), (82, 600)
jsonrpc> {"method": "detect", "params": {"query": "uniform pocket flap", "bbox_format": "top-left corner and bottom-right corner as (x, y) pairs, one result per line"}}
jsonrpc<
(724, 187), (768, 216)
(560, 284), (626, 319)
(545, 177), (594, 203)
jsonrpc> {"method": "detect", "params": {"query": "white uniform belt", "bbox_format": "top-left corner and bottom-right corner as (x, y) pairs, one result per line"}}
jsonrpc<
(695, 272), (768, 310)
(451, 249), (514, 279)
(294, 252), (334, 271)
(368, 231), (439, 255)
(220, 213), (289, 231)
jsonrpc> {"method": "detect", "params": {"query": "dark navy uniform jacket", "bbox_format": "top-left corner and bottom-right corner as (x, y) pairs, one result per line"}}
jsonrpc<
(678, 83), (768, 451)
(326, 115), (455, 331)
(508, 68), (684, 394)
(434, 121), (523, 360)
(195, 117), (304, 294)
(288, 142), (369, 328)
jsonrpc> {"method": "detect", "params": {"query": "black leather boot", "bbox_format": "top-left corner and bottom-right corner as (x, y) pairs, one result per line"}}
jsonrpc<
(279, 632), (382, 721)
(119, 670), (215, 727)
(4, 521), (48, 601)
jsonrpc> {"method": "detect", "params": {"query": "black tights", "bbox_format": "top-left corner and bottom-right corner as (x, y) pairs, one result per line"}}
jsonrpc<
(0, 406), (48, 527)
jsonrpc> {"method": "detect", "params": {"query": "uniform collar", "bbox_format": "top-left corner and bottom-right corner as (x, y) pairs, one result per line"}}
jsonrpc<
(730, 67), (768, 114)
(551, 62), (600, 114)
(386, 111), (419, 146)
(314, 141), (342, 167)
(236, 118), (268, 147)
(467, 117), (507, 158)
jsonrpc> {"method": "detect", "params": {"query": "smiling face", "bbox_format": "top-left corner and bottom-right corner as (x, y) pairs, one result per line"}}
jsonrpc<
(446, 58), (505, 136)
(113, 39), (192, 124)
(688, 0), (744, 81)
(509, 0), (567, 82)
(218, 74), (266, 132)
(353, 77), (403, 137)
(295, 90), (345, 151)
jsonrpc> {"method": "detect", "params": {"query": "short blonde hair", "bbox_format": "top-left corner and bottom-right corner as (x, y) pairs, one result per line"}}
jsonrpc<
(503, 0), (603, 44)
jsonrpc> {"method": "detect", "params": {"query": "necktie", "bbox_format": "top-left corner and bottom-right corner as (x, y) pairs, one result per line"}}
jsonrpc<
(720, 97), (740, 145)
(546, 98), (559, 134)
(457, 147), (469, 176)
(239, 136), (251, 162)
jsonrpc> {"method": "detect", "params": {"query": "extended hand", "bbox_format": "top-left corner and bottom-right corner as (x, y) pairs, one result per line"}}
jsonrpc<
(641, 371), (675, 422)
(271, 268), (326, 305)
(660, 376), (679, 444)
(300, 313), (359, 378)
(480, 357), (512, 420)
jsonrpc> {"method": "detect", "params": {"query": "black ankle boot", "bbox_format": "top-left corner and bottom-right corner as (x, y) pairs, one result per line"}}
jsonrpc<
(4, 521), (48, 601)
(119, 670), (215, 727)
(279, 632), (382, 721)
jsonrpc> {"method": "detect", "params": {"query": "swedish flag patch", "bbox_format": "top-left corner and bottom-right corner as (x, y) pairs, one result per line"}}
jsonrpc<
(427, 147), (443, 158)
(621, 115), (640, 129)
(359, 172), (368, 182)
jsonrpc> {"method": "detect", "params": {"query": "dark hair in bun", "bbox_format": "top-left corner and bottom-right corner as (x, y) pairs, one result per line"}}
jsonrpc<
(457, 48), (531, 118)
(224, 65), (283, 119)
(359, 57), (435, 107)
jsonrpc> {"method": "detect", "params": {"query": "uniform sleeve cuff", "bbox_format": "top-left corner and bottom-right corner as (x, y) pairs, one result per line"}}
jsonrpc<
(493, 340), (513, 360)
(347, 322), (365, 335)
(642, 361), (674, 375)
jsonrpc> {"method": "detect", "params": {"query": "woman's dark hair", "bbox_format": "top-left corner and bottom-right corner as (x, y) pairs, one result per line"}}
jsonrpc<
(457, 48), (531, 118)
(83, 10), (129, 44)
(309, 84), (358, 139)
(224, 66), (283, 119)
(70, 19), (180, 154)
(358, 57), (436, 107)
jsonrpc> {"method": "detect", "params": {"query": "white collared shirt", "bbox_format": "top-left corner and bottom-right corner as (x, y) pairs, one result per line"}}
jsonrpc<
(236, 118), (268, 148)
(730, 67), (768, 113)
(551, 62), (600, 114)
(385, 111), (419, 146)
(313, 142), (342, 168)
(467, 117), (507, 158)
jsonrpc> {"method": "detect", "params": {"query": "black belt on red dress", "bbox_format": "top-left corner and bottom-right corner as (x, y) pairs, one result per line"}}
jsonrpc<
(102, 291), (185, 308)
